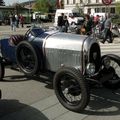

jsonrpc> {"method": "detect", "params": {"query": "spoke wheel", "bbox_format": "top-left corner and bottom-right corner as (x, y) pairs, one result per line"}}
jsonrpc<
(16, 41), (40, 76)
(54, 67), (90, 112)
(0, 60), (5, 81)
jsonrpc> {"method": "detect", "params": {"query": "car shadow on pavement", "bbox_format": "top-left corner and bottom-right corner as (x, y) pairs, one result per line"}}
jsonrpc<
(0, 99), (49, 120)
(3, 75), (30, 82)
(3, 74), (53, 89)
(28, 75), (54, 90)
(83, 88), (120, 116)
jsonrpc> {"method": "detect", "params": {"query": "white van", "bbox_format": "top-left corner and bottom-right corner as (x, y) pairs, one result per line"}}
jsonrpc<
(54, 9), (84, 27)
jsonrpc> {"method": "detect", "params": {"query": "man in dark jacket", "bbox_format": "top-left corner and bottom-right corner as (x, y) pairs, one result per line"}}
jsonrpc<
(84, 14), (93, 35)
(57, 13), (64, 31)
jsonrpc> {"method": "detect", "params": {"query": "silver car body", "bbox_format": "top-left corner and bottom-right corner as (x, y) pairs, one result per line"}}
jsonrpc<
(40, 31), (100, 74)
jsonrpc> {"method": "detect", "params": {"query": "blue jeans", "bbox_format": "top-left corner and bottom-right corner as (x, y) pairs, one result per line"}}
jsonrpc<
(11, 22), (16, 31)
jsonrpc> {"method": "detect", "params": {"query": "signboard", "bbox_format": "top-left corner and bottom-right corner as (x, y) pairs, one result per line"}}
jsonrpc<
(102, 0), (112, 5)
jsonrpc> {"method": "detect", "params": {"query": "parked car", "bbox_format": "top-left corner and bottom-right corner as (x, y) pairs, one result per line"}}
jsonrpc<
(0, 26), (120, 113)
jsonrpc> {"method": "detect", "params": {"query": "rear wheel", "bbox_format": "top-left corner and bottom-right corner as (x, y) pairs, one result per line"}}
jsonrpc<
(0, 61), (5, 81)
(53, 67), (90, 112)
(16, 41), (40, 76)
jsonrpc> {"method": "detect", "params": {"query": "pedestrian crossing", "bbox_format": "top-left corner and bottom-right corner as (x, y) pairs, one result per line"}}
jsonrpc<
(99, 42), (120, 56)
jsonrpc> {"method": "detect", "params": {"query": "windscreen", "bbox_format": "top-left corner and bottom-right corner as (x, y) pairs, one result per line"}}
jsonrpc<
(31, 27), (45, 37)
(73, 13), (81, 17)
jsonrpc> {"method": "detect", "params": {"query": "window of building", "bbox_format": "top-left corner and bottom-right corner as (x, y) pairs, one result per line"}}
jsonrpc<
(105, 7), (109, 13)
(102, 8), (105, 12)
(67, 0), (69, 4)
(73, 0), (76, 4)
(96, 0), (99, 3)
(87, 8), (91, 14)
(80, 0), (83, 3)
(95, 8), (100, 13)
(88, 0), (91, 3)
(110, 7), (115, 13)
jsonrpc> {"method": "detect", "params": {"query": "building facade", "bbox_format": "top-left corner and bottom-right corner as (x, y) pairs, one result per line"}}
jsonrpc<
(64, 0), (120, 14)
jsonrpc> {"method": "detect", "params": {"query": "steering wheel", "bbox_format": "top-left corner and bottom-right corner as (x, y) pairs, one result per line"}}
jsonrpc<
(25, 28), (31, 38)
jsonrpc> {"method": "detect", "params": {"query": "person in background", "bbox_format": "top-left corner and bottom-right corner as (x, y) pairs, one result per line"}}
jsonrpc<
(62, 15), (69, 32)
(10, 13), (16, 31)
(15, 13), (19, 28)
(94, 15), (100, 26)
(100, 15), (106, 31)
(19, 14), (24, 28)
(101, 13), (112, 44)
(57, 13), (64, 32)
(84, 14), (93, 35)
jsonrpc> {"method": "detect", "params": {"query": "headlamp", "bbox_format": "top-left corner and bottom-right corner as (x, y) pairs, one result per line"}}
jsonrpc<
(86, 63), (95, 75)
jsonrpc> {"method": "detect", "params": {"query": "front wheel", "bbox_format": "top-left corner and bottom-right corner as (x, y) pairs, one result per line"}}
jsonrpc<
(53, 67), (90, 113)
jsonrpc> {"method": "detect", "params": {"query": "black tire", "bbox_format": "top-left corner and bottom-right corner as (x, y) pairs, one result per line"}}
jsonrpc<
(0, 61), (5, 81)
(0, 89), (2, 99)
(16, 41), (40, 76)
(53, 67), (90, 112)
(101, 54), (120, 89)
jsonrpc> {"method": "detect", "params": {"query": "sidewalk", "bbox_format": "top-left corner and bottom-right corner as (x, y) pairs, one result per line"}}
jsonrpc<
(113, 37), (120, 43)
(1, 88), (120, 120)
(0, 95), (87, 120)
(0, 24), (120, 120)
(0, 24), (30, 35)
(0, 23), (52, 35)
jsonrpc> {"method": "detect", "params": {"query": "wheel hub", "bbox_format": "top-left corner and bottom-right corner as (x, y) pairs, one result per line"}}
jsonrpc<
(67, 85), (81, 96)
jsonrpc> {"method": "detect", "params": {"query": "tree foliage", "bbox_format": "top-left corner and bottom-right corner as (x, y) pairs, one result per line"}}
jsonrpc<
(115, 2), (120, 14)
(33, 0), (50, 13)
(0, 0), (5, 6)
(10, 3), (24, 14)
(33, 0), (56, 13)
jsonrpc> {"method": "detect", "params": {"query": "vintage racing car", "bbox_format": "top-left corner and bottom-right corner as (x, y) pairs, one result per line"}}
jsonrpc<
(0, 26), (120, 113)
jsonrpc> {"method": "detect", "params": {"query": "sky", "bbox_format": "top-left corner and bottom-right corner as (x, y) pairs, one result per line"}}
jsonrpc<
(4, 0), (29, 5)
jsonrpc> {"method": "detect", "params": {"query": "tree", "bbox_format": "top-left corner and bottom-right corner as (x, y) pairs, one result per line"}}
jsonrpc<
(33, 0), (56, 13)
(33, 0), (50, 13)
(49, 0), (56, 12)
(115, 2), (120, 14)
(0, 0), (5, 6)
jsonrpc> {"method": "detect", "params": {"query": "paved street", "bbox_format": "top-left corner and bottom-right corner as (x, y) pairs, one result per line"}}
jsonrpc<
(0, 23), (120, 120)
(101, 42), (120, 56)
